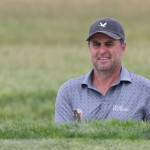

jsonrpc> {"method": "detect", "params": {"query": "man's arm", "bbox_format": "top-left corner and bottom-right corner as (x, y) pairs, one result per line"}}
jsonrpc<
(145, 96), (150, 121)
(55, 84), (73, 123)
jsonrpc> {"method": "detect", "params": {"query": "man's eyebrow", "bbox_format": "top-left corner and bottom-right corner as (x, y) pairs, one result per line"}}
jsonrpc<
(105, 40), (115, 43)
(105, 40), (115, 44)
(92, 40), (100, 44)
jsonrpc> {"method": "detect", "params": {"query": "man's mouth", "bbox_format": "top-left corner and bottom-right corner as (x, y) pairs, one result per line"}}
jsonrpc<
(99, 57), (109, 60)
(97, 56), (110, 64)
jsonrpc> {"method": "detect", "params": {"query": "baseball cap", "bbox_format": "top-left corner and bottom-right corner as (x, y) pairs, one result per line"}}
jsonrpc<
(86, 17), (125, 43)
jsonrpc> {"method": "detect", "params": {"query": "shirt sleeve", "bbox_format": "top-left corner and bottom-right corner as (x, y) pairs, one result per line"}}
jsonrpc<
(145, 96), (150, 121)
(54, 84), (73, 123)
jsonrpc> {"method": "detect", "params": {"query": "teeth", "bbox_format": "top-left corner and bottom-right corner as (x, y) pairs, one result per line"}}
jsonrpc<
(100, 58), (108, 60)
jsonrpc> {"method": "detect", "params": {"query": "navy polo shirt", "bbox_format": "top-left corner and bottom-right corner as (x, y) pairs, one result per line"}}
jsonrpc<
(55, 66), (150, 123)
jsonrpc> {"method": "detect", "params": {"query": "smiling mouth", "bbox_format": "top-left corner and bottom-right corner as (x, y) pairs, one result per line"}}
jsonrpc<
(98, 57), (110, 61)
(99, 58), (109, 60)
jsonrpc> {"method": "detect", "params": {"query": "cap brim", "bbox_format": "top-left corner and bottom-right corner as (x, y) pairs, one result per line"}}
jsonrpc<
(86, 31), (121, 41)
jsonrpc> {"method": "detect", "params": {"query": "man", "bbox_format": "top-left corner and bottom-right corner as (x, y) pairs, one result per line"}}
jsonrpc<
(55, 17), (150, 123)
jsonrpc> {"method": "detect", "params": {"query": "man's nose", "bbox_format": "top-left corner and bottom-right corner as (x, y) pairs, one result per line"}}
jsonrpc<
(98, 45), (107, 53)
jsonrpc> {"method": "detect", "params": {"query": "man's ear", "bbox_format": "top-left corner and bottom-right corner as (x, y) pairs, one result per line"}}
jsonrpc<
(121, 41), (126, 56)
(88, 42), (92, 59)
(88, 41), (90, 52)
(88, 41), (90, 48)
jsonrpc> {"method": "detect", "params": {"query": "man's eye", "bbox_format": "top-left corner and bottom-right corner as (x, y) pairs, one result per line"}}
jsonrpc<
(93, 43), (100, 47)
(106, 42), (114, 47)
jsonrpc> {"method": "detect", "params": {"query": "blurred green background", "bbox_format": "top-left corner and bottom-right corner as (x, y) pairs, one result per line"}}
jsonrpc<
(0, 0), (150, 121)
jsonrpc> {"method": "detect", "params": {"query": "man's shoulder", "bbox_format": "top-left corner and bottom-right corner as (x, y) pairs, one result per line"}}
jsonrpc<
(60, 74), (86, 89)
(129, 71), (150, 86)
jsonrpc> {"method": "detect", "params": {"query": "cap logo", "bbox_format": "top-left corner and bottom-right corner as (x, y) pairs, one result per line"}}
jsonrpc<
(98, 22), (107, 27)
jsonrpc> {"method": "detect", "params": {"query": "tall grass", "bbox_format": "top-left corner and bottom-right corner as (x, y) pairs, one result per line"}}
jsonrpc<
(0, 120), (150, 140)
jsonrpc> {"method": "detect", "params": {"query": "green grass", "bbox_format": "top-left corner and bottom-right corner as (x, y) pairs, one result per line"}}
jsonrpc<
(0, 0), (150, 149)
(0, 139), (150, 150)
(0, 120), (150, 150)
(0, 0), (149, 46)
(0, 46), (91, 120)
(0, 120), (150, 140)
(0, 139), (149, 150)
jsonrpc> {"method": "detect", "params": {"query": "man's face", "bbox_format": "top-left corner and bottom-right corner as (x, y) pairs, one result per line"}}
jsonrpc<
(88, 33), (126, 72)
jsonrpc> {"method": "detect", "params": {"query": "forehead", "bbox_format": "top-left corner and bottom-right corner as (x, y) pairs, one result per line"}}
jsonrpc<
(90, 33), (116, 41)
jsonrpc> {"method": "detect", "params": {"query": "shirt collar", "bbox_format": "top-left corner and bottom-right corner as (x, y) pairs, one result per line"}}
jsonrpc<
(81, 69), (93, 88)
(82, 66), (132, 87)
(113, 66), (132, 86)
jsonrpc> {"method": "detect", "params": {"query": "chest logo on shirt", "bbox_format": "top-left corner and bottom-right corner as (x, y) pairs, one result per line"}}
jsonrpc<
(113, 105), (128, 112)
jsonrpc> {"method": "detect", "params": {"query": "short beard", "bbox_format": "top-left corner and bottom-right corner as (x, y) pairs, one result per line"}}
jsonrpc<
(93, 59), (121, 73)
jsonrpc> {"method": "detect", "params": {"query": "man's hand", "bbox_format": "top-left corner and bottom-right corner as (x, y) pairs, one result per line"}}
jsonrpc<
(72, 109), (84, 123)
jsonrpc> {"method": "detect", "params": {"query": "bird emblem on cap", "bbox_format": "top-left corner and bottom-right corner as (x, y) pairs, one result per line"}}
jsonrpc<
(98, 22), (107, 27)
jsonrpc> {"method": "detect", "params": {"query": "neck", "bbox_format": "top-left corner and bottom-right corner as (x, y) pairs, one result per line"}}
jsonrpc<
(92, 66), (121, 96)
